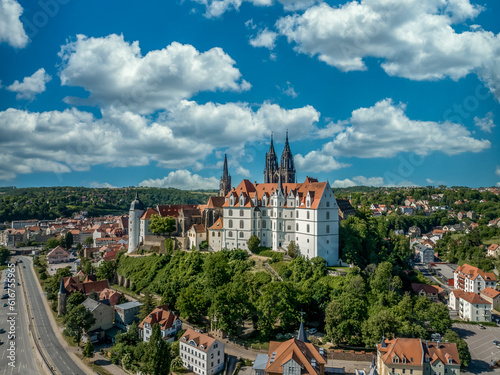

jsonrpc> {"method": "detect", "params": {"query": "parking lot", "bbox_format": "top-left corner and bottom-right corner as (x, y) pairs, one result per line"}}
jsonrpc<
(453, 323), (500, 373)
(47, 260), (77, 276)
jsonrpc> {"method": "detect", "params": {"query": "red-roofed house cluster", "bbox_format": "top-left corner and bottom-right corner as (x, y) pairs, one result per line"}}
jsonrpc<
(138, 304), (182, 342)
(448, 263), (497, 322)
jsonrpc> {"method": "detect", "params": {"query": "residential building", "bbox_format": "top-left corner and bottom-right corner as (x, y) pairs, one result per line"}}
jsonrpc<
(414, 243), (434, 264)
(336, 198), (355, 220)
(99, 288), (121, 307)
(448, 290), (492, 322)
(377, 337), (460, 375)
(82, 297), (114, 332)
(180, 328), (225, 375)
(208, 218), (223, 251)
(454, 263), (497, 293)
(139, 305), (182, 342)
(487, 243), (499, 257)
(411, 283), (444, 302)
(188, 224), (206, 250)
(114, 301), (142, 331)
(47, 245), (71, 264)
(408, 226), (421, 237)
(480, 287), (500, 310)
(222, 176), (339, 265)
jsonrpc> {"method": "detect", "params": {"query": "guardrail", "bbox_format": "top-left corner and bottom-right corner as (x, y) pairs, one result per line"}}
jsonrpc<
(18, 258), (58, 375)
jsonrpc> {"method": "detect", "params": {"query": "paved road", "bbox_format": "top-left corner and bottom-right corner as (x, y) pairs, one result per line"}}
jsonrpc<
(0, 265), (38, 375)
(19, 256), (86, 375)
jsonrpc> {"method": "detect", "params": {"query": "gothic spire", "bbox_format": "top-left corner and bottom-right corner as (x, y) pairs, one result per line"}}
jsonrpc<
(297, 312), (309, 343)
(223, 154), (229, 178)
(220, 154), (231, 197)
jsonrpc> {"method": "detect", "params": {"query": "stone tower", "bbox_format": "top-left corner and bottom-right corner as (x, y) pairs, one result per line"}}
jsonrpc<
(128, 191), (145, 253)
(219, 154), (231, 197)
(280, 131), (296, 183)
(264, 134), (279, 183)
(57, 278), (67, 316)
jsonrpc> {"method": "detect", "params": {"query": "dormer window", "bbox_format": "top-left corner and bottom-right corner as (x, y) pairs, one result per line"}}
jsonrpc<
(200, 345), (205, 350)
(189, 339), (197, 347)
(403, 357), (407, 364)
(182, 337), (187, 341)
(393, 356), (399, 363)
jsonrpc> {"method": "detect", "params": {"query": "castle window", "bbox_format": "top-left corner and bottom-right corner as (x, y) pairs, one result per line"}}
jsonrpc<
(296, 224), (298, 231)
(326, 201), (330, 208)
(239, 232), (244, 238)
(218, 232), (220, 237)
(307, 211), (310, 219)
(296, 211), (298, 218)
(262, 221), (266, 229)
(326, 211), (330, 220)
(240, 210), (244, 217)
(240, 220), (244, 229)
(307, 224), (310, 233)
(287, 225), (291, 230)
(228, 209), (232, 216)
(326, 225), (330, 234)
(228, 220), (233, 229)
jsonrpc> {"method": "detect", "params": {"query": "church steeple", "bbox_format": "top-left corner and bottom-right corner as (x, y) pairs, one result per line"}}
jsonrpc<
(220, 154), (231, 197)
(280, 130), (295, 183)
(264, 133), (279, 183)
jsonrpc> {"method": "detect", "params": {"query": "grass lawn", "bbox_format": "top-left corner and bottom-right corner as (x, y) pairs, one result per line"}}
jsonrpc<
(76, 353), (114, 375)
(483, 237), (500, 246)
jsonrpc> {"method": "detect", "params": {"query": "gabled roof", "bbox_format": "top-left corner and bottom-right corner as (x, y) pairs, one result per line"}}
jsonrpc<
(378, 338), (423, 366)
(455, 263), (496, 282)
(481, 287), (500, 299)
(452, 289), (491, 305)
(180, 328), (217, 353)
(190, 224), (205, 233)
(206, 196), (226, 209)
(411, 283), (444, 295)
(208, 217), (223, 231)
(266, 338), (326, 375)
(47, 245), (70, 258)
(139, 304), (180, 332)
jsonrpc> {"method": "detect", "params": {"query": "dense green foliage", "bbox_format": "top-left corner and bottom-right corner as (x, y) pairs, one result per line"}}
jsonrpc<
(63, 305), (96, 346)
(83, 341), (94, 359)
(443, 329), (471, 367)
(0, 186), (213, 221)
(149, 215), (176, 236)
(0, 247), (10, 265)
(141, 324), (172, 375)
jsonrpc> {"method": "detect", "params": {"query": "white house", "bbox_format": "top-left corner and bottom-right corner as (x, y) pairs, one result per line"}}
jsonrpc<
(454, 264), (497, 293)
(208, 218), (223, 251)
(47, 245), (71, 264)
(180, 329), (224, 375)
(449, 290), (491, 322)
(188, 224), (206, 250)
(138, 305), (182, 342)
(221, 177), (339, 266)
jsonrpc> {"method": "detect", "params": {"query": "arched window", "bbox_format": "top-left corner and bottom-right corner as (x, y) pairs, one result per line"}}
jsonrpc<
(239, 232), (244, 238)
(228, 220), (233, 229)
(262, 221), (266, 229)
(307, 224), (310, 233)
(296, 210), (298, 218)
(296, 223), (299, 231)
(228, 209), (233, 216)
(218, 232), (220, 237)
(307, 211), (310, 219)
(228, 231), (233, 237)
(326, 225), (330, 233)
(239, 220), (244, 229)
(326, 201), (330, 208)
(287, 225), (291, 231)
(326, 211), (330, 220)
(240, 210), (244, 217)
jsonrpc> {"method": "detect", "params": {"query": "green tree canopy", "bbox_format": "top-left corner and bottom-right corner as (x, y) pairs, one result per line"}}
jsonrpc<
(443, 329), (471, 368)
(97, 260), (116, 281)
(138, 290), (157, 321)
(66, 292), (85, 313)
(247, 235), (260, 253)
(64, 305), (96, 346)
(149, 215), (176, 236)
(83, 341), (94, 359)
(141, 323), (171, 375)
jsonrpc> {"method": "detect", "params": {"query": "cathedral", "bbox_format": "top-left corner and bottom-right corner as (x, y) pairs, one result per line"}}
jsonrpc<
(264, 132), (296, 184)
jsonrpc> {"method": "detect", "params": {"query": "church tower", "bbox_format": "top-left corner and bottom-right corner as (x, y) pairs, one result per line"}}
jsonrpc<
(128, 191), (145, 253)
(280, 131), (296, 183)
(58, 278), (67, 316)
(264, 134), (279, 183)
(219, 154), (231, 197)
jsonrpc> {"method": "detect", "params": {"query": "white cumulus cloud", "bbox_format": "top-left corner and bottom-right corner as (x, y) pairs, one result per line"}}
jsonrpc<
(474, 112), (495, 133)
(295, 151), (349, 173)
(332, 176), (415, 187)
(250, 28), (278, 49)
(0, 0), (28, 48)
(90, 182), (118, 188)
(58, 34), (250, 113)
(192, 0), (319, 18)
(276, 0), (500, 101)
(139, 170), (219, 190)
(324, 98), (490, 158)
(7, 68), (51, 99)
(331, 178), (357, 188)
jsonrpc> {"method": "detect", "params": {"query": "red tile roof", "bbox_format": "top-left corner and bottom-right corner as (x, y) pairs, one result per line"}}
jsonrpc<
(139, 305), (180, 331)
(180, 328), (217, 353)
(266, 338), (326, 375)
(481, 287), (500, 299)
(208, 217), (223, 231)
(455, 263), (496, 282)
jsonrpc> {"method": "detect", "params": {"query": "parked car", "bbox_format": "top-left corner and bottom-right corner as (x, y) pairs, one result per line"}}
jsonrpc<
(479, 324), (486, 329)
(2, 303), (7, 307)
(309, 328), (317, 334)
(1, 294), (8, 299)
(0, 328), (5, 334)
(494, 340), (499, 345)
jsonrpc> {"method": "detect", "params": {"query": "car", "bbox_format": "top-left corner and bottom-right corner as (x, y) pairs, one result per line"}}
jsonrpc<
(308, 328), (317, 334)
(0, 328), (5, 334)
(1, 294), (8, 299)
(23, 266), (26, 268)
(2, 303), (6, 307)
(494, 340), (500, 345)
(479, 324), (486, 329)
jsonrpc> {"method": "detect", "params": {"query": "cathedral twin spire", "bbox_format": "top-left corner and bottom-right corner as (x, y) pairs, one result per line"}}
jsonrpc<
(264, 131), (296, 184)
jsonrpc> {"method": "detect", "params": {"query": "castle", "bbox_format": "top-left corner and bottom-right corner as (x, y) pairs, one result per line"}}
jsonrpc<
(129, 134), (339, 265)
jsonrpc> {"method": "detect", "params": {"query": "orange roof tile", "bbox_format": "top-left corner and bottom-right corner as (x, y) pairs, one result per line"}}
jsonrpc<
(266, 338), (326, 375)
(208, 217), (223, 231)
(180, 328), (217, 353)
(455, 263), (497, 282)
(481, 287), (500, 299)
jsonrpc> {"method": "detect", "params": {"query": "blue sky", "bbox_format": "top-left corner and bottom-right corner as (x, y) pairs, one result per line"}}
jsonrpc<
(0, 0), (499, 189)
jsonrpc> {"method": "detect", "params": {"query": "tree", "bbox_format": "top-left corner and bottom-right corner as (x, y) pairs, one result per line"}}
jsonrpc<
(97, 260), (116, 281)
(138, 290), (157, 321)
(287, 241), (299, 259)
(247, 235), (260, 253)
(64, 232), (74, 250)
(170, 356), (184, 372)
(64, 305), (96, 346)
(66, 292), (85, 312)
(0, 247), (10, 266)
(83, 341), (94, 359)
(76, 243), (83, 257)
(141, 324), (171, 375)
(443, 329), (471, 367)
(149, 215), (175, 236)
(44, 238), (59, 251)
(88, 290), (99, 301)
(84, 236), (94, 247)
(165, 238), (174, 255)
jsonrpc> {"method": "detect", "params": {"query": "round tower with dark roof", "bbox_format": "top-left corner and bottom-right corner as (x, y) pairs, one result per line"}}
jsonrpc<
(128, 190), (145, 253)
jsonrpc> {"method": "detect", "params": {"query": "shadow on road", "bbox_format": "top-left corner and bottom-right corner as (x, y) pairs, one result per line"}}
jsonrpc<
(465, 359), (497, 374)
(451, 327), (476, 339)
